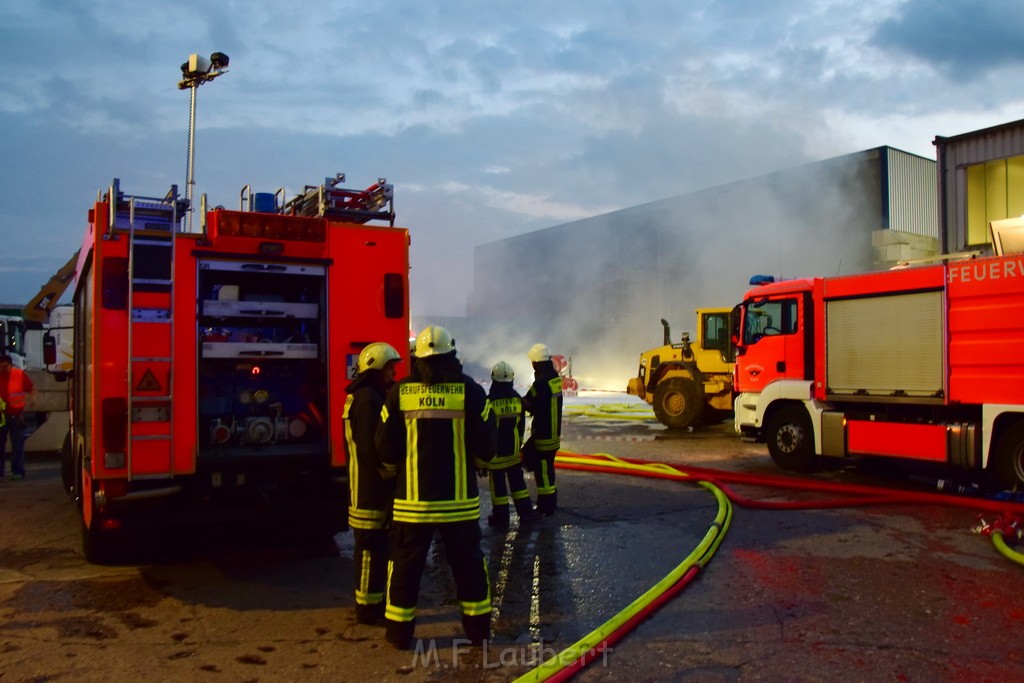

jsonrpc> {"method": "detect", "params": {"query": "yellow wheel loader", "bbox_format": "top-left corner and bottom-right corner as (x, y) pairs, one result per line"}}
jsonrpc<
(626, 308), (735, 429)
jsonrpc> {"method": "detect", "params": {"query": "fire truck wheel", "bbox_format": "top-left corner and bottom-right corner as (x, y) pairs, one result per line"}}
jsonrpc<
(991, 421), (1024, 489)
(766, 405), (816, 472)
(652, 377), (703, 429)
(81, 517), (119, 565)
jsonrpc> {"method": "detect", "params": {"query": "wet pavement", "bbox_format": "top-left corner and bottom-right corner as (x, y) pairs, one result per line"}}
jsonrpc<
(1, 400), (1022, 681)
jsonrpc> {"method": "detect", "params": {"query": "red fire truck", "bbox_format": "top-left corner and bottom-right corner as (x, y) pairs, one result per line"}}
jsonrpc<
(732, 254), (1024, 489)
(65, 174), (409, 562)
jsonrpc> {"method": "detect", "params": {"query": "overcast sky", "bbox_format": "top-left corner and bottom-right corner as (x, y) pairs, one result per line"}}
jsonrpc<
(2, 0), (1023, 316)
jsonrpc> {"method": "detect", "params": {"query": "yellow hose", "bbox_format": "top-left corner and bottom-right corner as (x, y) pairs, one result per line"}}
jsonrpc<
(563, 403), (655, 421)
(512, 453), (732, 683)
(514, 451), (1022, 681)
(991, 532), (1024, 566)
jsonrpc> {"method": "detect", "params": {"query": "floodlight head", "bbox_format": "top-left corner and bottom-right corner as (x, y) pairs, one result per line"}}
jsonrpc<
(188, 54), (213, 75)
(210, 52), (229, 69)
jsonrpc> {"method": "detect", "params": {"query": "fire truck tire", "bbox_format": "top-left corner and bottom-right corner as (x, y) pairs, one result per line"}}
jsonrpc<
(81, 518), (119, 565)
(652, 378), (704, 429)
(991, 421), (1024, 489)
(60, 431), (75, 497)
(766, 405), (816, 472)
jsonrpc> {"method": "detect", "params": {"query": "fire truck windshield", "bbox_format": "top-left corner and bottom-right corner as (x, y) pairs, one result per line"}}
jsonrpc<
(742, 298), (798, 344)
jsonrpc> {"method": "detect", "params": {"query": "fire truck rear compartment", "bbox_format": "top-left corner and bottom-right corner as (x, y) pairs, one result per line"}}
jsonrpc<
(196, 259), (329, 460)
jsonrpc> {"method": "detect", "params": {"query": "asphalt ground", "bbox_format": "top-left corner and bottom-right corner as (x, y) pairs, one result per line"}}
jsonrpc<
(0, 404), (1021, 681)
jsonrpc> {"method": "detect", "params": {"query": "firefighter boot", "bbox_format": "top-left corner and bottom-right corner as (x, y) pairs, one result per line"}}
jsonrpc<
(462, 613), (491, 646)
(355, 602), (384, 625)
(514, 498), (537, 523)
(537, 492), (557, 517)
(487, 504), (510, 530)
(385, 619), (416, 650)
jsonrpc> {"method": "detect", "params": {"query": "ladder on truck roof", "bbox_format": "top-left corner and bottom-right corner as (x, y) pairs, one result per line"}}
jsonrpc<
(280, 173), (395, 226)
(105, 179), (184, 481)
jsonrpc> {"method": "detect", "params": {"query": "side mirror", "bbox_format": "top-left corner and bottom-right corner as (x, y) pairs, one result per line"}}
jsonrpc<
(43, 334), (57, 366)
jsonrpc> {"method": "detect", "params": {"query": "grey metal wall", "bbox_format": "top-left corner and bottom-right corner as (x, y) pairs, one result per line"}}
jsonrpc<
(885, 148), (938, 237)
(935, 118), (1024, 253)
(463, 147), (913, 388)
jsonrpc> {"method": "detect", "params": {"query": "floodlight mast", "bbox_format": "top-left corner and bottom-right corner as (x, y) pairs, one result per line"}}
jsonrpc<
(177, 52), (229, 232)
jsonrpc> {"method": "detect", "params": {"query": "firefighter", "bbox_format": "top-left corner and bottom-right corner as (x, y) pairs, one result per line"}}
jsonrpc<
(521, 343), (563, 516)
(482, 360), (535, 529)
(375, 325), (496, 649)
(343, 342), (402, 625)
(0, 354), (34, 480)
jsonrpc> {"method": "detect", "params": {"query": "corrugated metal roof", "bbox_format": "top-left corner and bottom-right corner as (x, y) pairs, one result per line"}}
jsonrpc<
(934, 117), (1024, 146)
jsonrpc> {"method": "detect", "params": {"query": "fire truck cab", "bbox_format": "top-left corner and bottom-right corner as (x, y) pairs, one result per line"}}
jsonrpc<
(67, 175), (409, 562)
(733, 255), (1024, 489)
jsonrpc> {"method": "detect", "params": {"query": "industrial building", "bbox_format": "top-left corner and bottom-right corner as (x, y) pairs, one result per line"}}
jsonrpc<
(935, 117), (1024, 255)
(463, 146), (939, 388)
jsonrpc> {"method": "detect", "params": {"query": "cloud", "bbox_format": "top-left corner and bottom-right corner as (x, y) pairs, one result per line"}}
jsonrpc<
(871, 0), (1024, 80)
(2, 0), (1023, 316)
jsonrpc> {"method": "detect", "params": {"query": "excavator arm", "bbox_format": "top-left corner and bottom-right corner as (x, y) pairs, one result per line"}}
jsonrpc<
(22, 250), (79, 324)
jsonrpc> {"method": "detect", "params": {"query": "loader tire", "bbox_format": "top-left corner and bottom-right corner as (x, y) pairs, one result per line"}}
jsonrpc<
(991, 421), (1024, 490)
(652, 378), (703, 429)
(765, 405), (816, 472)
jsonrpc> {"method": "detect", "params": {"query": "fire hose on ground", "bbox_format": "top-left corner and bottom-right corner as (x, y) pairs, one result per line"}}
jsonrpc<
(513, 451), (1024, 682)
(562, 403), (656, 421)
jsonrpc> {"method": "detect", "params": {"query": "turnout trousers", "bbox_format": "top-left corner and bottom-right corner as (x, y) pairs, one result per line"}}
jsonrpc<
(0, 413), (27, 478)
(487, 465), (534, 526)
(529, 450), (558, 515)
(352, 527), (389, 619)
(385, 519), (491, 647)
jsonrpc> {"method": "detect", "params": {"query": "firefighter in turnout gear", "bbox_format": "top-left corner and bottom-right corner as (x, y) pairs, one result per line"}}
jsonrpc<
(344, 342), (402, 624)
(522, 343), (563, 516)
(375, 325), (497, 649)
(482, 361), (535, 529)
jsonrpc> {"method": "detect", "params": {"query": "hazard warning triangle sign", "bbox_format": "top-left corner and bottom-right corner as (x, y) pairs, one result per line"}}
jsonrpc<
(135, 369), (162, 392)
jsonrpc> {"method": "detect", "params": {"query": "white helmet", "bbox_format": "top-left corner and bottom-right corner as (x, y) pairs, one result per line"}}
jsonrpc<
(491, 360), (515, 382)
(415, 325), (456, 358)
(358, 342), (401, 373)
(527, 343), (551, 362)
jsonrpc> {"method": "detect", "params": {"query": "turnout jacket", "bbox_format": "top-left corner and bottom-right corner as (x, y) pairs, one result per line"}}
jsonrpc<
(485, 382), (524, 469)
(376, 374), (496, 523)
(343, 373), (394, 529)
(522, 366), (563, 453)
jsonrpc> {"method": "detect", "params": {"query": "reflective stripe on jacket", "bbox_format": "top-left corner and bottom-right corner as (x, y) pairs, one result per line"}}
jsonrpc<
(524, 375), (563, 452)
(343, 375), (393, 530)
(484, 388), (524, 470)
(376, 377), (496, 524)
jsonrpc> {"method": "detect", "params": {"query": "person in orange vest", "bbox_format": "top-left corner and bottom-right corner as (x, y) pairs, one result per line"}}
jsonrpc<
(0, 354), (34, 480)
